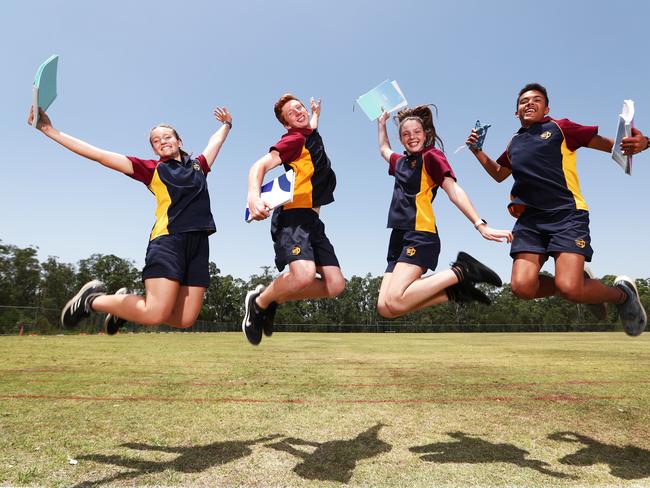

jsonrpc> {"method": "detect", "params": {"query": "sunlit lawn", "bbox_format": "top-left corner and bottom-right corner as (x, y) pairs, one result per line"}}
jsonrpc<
(1, 332), (649, 487)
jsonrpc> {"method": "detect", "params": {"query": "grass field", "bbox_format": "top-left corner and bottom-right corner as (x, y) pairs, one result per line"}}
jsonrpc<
(1, 332), (650, 487)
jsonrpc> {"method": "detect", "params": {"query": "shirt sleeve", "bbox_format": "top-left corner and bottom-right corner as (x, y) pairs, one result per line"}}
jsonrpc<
(423, 149), (456, 185)
(496, 150), (511, 169)
(270, 132), (305, 164)
(554, 118), (598, 152)
(196, 154), (210, 176)
(126, 157), (157, 185)
(388, 152), (401, 175)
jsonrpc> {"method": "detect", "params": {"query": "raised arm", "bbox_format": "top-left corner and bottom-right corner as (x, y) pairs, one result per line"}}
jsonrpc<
(587, 128), (649, 155)
(201, 107), (232, 168)
(28, 107), (133, 174)
(441, 176), (512, 243)
(246, 150), (284, 220)
(377, 111), (394, 163)
(466, 129), (511, 182)
(310, 97), (321, 129)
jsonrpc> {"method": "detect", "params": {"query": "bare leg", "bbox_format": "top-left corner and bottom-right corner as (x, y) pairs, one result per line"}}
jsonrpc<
(91, 278), (179, 327)
(510, 253), (555, 299)
(553, 252), (625, 304)
(256, 261), (345, 308)
(164, 286), (206, 328)
(377, 263), (457, 318)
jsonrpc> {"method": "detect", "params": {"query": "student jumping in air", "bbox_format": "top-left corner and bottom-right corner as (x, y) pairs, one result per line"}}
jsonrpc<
(465, 82), (648, 335)
(376, 106), (512, 319)
(28, 105), (233, 333)
(243, 94), (344, 345)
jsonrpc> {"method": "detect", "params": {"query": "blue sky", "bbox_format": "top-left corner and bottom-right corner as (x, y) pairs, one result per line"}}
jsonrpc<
(3, 0), (649, 283)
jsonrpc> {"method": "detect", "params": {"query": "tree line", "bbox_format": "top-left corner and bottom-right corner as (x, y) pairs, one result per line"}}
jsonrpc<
(1, 239), (648, 334)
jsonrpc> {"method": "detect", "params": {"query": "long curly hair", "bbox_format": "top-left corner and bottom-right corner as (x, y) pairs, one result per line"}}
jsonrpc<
(395, 104), (444, 152)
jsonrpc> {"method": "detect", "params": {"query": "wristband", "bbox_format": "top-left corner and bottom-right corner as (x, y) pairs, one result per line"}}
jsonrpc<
(473, 218), (487, 229)
(223, 120), (232, 129)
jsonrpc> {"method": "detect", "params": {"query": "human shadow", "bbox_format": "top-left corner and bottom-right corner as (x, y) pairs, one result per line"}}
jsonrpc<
(72, 434), (281, 487)
(265, 423), (392, 483)
(549, 431), (650, 480)
(410, 431), (575, 479)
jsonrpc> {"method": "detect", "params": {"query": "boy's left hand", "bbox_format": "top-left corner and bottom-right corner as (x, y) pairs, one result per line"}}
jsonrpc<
(214, 107), (232, 125)
(621, 127), (647, 155)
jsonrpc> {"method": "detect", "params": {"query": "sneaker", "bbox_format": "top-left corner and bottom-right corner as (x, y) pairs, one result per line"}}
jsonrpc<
(583, 267), (608, 321)
(242, 284), (264, 345)
(447, 282), (491, 305)
(104, 287), (128, 335)
(452, 252), (502, 287)
(60, 280), (106, 329)
(262, 301), (278, 337)
(614, 276), (647, 337)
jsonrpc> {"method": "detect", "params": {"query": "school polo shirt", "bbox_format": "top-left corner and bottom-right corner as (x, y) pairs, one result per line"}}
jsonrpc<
(387, 146), (456, 233)
(270, 127), (336, 209)
(127, 151), (216, 241)
(496, 117), (597, 213)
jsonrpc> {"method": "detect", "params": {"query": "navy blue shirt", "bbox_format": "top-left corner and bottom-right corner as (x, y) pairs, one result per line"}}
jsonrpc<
(387, 146), (455, 232)
(127, 151), (216, 240)
(497, 117), (597, 216)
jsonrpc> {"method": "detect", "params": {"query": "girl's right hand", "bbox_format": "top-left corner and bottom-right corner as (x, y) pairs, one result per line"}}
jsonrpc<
(28, 106), (52, 131)
(378, 111), (390, 125)
(247, 195), (270, 221)
(477, 225), (513, 243)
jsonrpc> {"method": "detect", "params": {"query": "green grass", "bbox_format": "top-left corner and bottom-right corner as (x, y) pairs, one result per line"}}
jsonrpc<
(1, 332), (650, 487)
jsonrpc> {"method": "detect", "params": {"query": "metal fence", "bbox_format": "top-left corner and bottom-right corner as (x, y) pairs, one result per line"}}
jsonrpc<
(0, 305), (618, 335)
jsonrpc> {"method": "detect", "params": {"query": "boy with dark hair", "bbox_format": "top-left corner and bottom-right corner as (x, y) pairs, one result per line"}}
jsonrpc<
(243, 94), (344, 345)
(466, 83), (649, 336)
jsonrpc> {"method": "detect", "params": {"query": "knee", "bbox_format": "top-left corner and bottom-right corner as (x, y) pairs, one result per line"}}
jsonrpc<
(377, 301), (397, 319)
(289, 269), (317, 289)
(555, 280), (583, 303)
(382, 294), (407, 317)
(326, 275), (346, 298)
(511, 280), (537, 300)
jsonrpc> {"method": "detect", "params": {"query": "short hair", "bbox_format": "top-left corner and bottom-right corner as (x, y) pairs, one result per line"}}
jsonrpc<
(517, 83), (549, 107)
(274, 93), (306, 125)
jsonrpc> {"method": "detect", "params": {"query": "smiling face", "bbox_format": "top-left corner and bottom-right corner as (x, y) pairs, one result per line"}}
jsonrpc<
(150, 126), (182, 160)
(280, 99), (310, 129)
(517, 90), (550, 127)
(399, 118), (427, 154)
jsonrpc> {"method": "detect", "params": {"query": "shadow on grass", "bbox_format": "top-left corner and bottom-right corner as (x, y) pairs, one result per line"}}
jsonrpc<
(549, 431), (650, 480)
(410, 431), (575, 479)
(265, 423), (392, 483)
(72, 434), (281, 487)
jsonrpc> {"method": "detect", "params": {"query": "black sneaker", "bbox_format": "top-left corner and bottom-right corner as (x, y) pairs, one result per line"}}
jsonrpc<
(104, 287), (128, 335)
(447, 282), (492, 305)
(60, 280), (106, 329)
(583, 267), (608, 321)
(262, 301), (278, 337)
(242, 284), (264, 345)
(452, 252), (502, 287)
(614, 276), (647, 337)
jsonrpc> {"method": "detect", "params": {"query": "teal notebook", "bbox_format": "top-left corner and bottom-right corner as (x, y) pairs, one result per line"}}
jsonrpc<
(31, 55), (59, 127)
(356, 79), (407, 121)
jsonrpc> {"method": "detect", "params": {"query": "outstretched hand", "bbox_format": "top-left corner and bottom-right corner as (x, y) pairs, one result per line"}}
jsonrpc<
(310, 97), (321, 116)
(621, 127), (648, 155)
(378, 111), (390, 125)
(477, 225), (513, 243)
(27, 106), (51, 131)
(214, 107), (232, 125)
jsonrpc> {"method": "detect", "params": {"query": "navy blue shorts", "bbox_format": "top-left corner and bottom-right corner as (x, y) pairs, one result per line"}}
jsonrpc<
(142, 231), (211, 287)
(386, 229), (441, 273)
(510, 208), (593, 261)
(271, 208), (340, 272)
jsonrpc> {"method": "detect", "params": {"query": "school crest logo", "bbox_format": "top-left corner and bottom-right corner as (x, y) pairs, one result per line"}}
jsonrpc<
(575, 239), (586, 249)
(406, 247), (416, 257)
(541, 130), (552, 140)
(193, 162), (201, 171)
(410, 160), (417, 169)
(291, 246), (301, 256)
